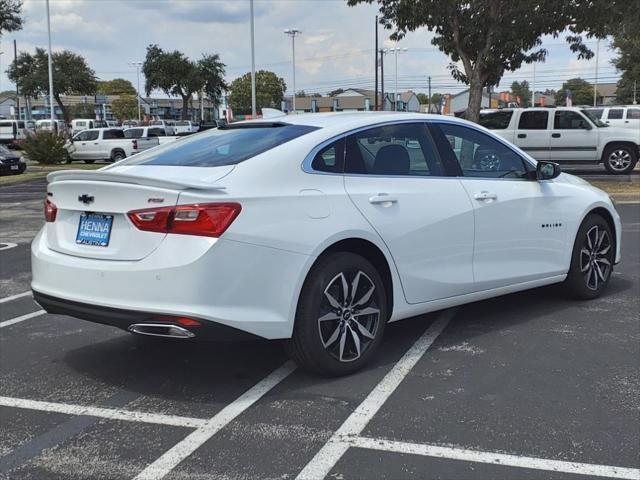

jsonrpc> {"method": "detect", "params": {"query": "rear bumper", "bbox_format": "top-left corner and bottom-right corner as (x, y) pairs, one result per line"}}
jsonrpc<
(31, 228), (311, 339)
(0, 162), (26, 175)
(33, 290), (260, 341)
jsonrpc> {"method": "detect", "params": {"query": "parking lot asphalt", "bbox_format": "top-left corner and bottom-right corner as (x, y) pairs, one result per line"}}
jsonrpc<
(0, 178), (638, 480)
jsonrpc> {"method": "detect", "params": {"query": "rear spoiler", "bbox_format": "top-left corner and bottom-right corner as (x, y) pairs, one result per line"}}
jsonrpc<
(47, 170), (226, 191)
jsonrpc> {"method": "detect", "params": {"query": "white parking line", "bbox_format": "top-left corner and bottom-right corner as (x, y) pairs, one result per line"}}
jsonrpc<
(0, 310), (45, 329)
(0, 291), (32, 304)
(296, 309), (455, 480)
(134, 361), (297, 480)
(349, 437), (640, 480)
(0, 396), (206, 429)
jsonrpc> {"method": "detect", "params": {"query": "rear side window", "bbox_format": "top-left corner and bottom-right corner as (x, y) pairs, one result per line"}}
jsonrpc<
(124, 128), (144, 138)
(344, 123), (444, 176)
(312, 139), (344, 173)
(627, 108), (640, 119)
(148, 127), (166, 137)
(76, 121), (87, 127)
(122, 123), (319, 167)
(608, 109), (623, 119)
(103, 129), (124, 139)
(518, 111), (548, 130)
(478, 111), (513, 129)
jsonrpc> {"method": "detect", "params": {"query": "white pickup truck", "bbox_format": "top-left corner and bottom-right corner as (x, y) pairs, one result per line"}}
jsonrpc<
(66, 128), (159, 164)
(479, 107), (640, 174)
(123, 126), (179, 145)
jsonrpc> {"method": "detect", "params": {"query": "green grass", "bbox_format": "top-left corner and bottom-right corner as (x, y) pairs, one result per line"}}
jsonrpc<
(0, 162), (104, 185)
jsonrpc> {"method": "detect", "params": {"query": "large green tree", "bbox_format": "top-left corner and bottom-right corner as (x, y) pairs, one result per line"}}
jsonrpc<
(348, 0), (631, 122)
(228, 70), (286, 115)
(143, 45), (226, 119)
(612, 30), (639, 104)
(555, 78), (594, 106)
(8, 48), (97, 122)
(0, 0), (23, 35)
(111, 94), (139, 121)
(97, 78), (136, 96)
(511, 80), (531, 107)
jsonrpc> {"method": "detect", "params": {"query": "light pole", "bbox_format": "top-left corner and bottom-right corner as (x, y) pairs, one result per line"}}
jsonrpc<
(383, 46), (407, 111)
(250, 0), (256, 118)
(46, 0), (55, 122)
(593, 38), (600, 107)
(284, 28), (301, 113)
(128, 61), (143, 122)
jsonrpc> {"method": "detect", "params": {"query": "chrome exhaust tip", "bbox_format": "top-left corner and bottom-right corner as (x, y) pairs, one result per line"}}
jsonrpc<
(128, 323), (195, 339)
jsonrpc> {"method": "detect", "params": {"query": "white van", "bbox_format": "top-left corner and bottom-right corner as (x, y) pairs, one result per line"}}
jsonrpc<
(583, 106), (640, 131)
(174, 120), (199, 134)
(36, 119), (68, 135)
(0, 120), (29, 146)
(71, 119), (99, 136)
(149, 119), (175, 135)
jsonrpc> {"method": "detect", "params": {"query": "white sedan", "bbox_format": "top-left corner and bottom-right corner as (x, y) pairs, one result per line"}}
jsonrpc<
(31, 113), (622, 376)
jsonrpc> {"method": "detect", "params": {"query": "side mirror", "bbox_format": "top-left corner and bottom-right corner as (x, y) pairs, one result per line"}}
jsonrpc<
(537, 161), (561, 180)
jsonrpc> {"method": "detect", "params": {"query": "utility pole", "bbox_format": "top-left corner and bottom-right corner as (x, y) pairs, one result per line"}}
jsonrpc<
(532, 62), (536, 107)
(593, 38), (600, 106)
(379, 49), (384, 111)
(250, 0), (256, 118)
(633, 80), (637, 105)
(284, 28), (301, 113)
(428, 76), (431, 113)
(128, 61), (143, 122)
(13, 40), (19, 120)
(45, 0), (54, 122)
(374, 16), (378, 111)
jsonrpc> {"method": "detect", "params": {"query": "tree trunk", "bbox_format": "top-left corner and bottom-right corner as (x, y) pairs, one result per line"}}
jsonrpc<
(181, 94), (191, 120)
(466, 78), (484, 123)
(53, 94), (69, 124)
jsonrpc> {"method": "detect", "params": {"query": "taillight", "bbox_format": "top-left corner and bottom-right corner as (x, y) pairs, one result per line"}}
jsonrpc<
(44, 199), (57, 222)
(127, 203), (241, 237)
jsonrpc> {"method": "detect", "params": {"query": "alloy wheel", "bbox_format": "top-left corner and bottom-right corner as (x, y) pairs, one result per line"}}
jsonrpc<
(607, 149), (632, 172)
(317, 271), (380, 363)
(580, 225), (612, 291)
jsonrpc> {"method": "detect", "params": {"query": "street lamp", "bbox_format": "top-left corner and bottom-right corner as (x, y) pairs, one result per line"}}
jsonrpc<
(46, 0), (55, 122)
(284, 28), (302, 113)
(383, 46), (407, 111)
(128, 61), (143, 122)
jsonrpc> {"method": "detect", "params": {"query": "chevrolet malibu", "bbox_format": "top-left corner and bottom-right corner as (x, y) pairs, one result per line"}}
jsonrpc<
(31, 113), (622, 376)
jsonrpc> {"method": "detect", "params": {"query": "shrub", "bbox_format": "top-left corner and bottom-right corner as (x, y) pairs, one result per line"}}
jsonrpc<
(22, 132), (69, 164)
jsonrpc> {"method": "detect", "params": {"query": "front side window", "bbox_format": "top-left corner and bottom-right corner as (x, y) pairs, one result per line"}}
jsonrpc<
(478, 111), (514, 130)
(312, 139), (344, 173)
(344, 123), (443, 176)
(75, 130), (99, 141)
(554, 111), (591, 129)
(518, 111), (549, 130)
(122, 123), (318, 167)
(608, 108), (623, 119)
(435, 123), (530, 180)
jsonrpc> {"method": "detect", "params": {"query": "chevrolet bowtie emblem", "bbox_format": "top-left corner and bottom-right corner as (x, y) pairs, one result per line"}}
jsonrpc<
(78, 194), (94, 205)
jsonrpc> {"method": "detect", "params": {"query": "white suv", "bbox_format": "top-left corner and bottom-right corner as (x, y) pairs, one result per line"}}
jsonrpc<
(479, 107), (640, 174)
(583, 105), (640, 131)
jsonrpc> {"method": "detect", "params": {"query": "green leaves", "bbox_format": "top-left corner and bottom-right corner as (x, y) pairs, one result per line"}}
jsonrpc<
(0, 0), (23, 35)
(23, 132), (69, 165)
(111, 95), (139, 121)
(97, 79), (137, 96)
(228, 70), (286, 116)
(555, 78), (594, 106)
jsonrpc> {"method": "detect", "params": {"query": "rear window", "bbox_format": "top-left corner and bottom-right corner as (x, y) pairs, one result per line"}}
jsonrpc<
(478, 111), (513, 129)
(76, 121), (87, 127)
(124, 128), (144, 138)
(176, 121), (189, 126)
(122, 123), (319, 167)
(150, 121), (163, 126)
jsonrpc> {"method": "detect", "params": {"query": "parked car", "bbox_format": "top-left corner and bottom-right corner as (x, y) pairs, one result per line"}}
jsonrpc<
(0, 120), (29, 147)
(149, 120), (175, 135)
(106, 120), (119, 128)
(479, 107), (640, 174)
(66, 128), (159, 163)
(122, 120), (140, 128)
(124, 126), (179, 145)
(0, 144), (26, 175)
(174, 120), (199, 134)
(32, 113), (621, 376)
(198, 120), (227, 132)
(582, 105), (640, 131)
(35, 119), (68, 135)
(71, 119), (101, 136)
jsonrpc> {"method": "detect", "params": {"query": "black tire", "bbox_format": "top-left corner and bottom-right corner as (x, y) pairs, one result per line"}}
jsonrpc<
(284, 252), (388, 376)
(111, 151), (126, 162)
(563, 214), (614, 299)
(83, 160), (95, 164)
(602, 144), (637, 175)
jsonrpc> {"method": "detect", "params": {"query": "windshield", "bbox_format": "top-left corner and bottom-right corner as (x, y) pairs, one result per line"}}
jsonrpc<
(0, 145), (12, 155)
(581, 109), (608, 127)
(120, 123), (319, 167)
(124, 128), (144, 139)
(176, 121), (190, 126)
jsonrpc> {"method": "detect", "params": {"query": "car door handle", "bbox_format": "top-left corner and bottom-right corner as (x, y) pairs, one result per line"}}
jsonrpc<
(517, 133), (527, 138)
(551, 133), (561, 138)
(369, 194), (398, 205)
(474, 191), (498, 201)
